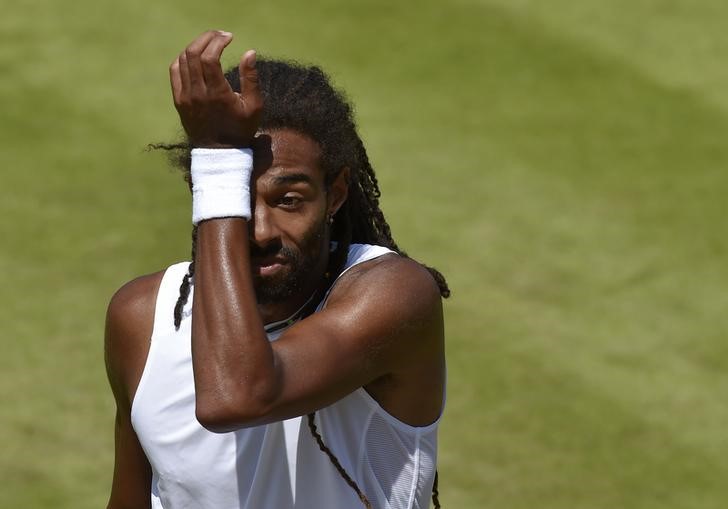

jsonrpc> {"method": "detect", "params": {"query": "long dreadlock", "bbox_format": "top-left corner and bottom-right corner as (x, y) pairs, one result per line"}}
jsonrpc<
(156, 57), (447, 508)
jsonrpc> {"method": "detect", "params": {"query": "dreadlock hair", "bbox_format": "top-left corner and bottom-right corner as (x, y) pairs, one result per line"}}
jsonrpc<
(156, 56), (448, 508)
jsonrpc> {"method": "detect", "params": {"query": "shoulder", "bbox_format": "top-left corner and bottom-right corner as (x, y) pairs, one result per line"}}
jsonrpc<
(328, 253), (443, 356)
(105, 271), (166, 409)
(334, 253), (442, 310)
(107, 272), (165, 322)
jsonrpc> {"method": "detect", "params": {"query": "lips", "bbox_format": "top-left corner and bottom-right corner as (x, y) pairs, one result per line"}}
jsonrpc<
(251, 255), (288, 277)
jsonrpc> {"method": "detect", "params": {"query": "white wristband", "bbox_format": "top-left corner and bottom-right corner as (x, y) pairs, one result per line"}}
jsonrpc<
(191, 148), (254, 225)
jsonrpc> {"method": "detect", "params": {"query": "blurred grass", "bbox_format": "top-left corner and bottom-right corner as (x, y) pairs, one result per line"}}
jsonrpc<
(1, 0), (727, 508)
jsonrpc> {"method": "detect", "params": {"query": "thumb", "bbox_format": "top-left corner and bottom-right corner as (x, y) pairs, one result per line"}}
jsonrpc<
(239, 49), (263, 116)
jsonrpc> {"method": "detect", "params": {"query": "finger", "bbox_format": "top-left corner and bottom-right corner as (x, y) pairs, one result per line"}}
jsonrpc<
(200, 31), (234, 93)
(178, 51), (191, 95)
(169, 57), (183, 104)
(185, 30), (221, 95)
(238, 50), (263, 117)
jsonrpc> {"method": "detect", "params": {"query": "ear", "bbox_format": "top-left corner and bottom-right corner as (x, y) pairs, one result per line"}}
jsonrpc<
(327, 167), (350, 217)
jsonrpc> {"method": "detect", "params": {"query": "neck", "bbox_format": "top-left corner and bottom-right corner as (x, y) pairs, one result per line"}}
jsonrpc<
(261, 291), (319, 332)
(257, 288), (317, 325)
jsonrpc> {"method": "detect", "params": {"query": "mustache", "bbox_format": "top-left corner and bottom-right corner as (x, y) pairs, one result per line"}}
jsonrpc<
(249, 241), (298, 262)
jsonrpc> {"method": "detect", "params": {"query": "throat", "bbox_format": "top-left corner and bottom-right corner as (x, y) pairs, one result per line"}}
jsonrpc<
(261, 291), (318, 334)
(260, 290), (319, 332)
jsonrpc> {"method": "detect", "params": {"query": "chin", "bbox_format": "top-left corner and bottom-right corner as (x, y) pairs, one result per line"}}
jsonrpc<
(253, 274), (301, 305)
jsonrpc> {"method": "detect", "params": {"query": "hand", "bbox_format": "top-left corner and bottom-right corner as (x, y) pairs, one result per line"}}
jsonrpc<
(170, 31), (262, 148)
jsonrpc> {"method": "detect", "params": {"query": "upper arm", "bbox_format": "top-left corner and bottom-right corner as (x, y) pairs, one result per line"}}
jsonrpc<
(106, 408), (153, 509)
(104, 273), (162, 509)
(238, 255), (445, 427)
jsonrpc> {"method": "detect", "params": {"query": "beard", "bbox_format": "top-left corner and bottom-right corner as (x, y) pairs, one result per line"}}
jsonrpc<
(251, 216), (328, 306)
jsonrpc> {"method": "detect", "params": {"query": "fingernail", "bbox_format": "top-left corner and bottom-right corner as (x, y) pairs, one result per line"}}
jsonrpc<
(219, 30), (232, 37)
(249, 50), (257, 67)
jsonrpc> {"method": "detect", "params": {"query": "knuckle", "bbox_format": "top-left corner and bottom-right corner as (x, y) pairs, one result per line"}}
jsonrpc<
(247, 100), (263, 115)
(188, 94), (206, 106)
(175, 95), (190, 108)
(200, 54), (218, 67)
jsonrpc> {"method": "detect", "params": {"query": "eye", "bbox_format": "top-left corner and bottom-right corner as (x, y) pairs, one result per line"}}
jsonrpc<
(278, 194), (303, 209)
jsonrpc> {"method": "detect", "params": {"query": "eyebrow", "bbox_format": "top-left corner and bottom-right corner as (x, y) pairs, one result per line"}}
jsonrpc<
(271, 172), (315, 186)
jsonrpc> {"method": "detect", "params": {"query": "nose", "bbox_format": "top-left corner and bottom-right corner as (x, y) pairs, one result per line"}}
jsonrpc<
(249, 198), (279, 250)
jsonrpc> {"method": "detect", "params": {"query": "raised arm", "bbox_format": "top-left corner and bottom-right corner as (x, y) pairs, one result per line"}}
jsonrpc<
(193, 224), (444, 432)
(171, 32), (444, 433)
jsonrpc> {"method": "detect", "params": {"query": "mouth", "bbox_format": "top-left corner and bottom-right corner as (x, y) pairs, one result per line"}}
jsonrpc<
(251, 255), (288, 277)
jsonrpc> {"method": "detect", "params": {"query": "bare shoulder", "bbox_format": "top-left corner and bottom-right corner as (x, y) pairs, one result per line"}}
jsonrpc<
(328, 253), (444, 360)
(107, 272), (165, 326)
(332, 253), (442, 315)
(105, 271), (166, 409)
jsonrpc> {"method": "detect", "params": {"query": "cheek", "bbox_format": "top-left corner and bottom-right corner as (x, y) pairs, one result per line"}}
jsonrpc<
(274, 209), (326, 249)
(276, 213), (315, 241)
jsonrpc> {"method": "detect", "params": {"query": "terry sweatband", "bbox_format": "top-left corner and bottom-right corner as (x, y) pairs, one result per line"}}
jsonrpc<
(190, 148), (254, 224)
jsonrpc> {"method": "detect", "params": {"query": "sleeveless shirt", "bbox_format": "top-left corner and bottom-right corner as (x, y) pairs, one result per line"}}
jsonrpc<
(131, 244), (441, 509)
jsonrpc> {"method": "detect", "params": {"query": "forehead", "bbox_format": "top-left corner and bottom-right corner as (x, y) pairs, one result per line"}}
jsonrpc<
(252, 129), (324, 183)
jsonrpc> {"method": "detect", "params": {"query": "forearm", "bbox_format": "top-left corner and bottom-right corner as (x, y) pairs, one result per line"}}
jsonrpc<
(192, 218), (280, 430)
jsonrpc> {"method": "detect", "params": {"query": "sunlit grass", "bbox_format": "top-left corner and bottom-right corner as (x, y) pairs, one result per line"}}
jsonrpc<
(1, 1), (727, 508)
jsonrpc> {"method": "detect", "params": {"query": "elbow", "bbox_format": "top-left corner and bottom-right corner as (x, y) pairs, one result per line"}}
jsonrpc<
(195, 385), (278, 432)
(195, 405), (246, 433)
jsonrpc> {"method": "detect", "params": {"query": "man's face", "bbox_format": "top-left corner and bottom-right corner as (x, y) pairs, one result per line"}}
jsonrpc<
(249, 129), (333, 306)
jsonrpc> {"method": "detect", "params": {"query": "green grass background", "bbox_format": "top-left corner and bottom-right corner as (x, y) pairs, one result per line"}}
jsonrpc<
(2, 0), (727, 507)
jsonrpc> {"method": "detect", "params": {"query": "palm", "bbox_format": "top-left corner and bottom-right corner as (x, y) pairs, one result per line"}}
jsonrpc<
(170, 31), (262, 148)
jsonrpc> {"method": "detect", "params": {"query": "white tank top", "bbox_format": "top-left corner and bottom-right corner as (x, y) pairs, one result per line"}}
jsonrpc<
(131, 244), (441, 509)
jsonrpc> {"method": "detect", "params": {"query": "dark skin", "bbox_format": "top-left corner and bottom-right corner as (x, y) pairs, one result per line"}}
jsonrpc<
(105, 31), (445, 508)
